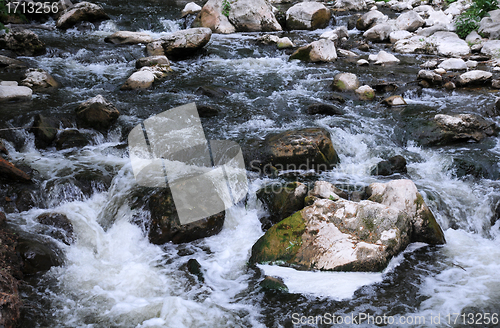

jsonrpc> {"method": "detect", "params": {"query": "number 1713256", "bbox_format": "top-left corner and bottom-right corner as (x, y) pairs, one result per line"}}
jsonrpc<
(6, 2), (59, 14)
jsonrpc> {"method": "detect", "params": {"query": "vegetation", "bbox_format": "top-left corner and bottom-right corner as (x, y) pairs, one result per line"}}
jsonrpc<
(222, 0), (231, 17)
(455, 0), (499, 38)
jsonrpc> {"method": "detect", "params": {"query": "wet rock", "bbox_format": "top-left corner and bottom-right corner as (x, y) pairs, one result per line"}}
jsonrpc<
(151, 28), (212, 59)
(382, 95), (407, 106)
(250, 197), (412, 272)
(196, 85), (231, 98)
(197, 105), (220, 117)
(368, 50), (400, 65)
(355, 85), (375, 100)
(367, 179), (445, 245)
(31, 114), (59, 149)
(0, 29), (46, 56)
(444, 81), (456, 90)
(428, 114), (496, 145)
(277, 37), (294, 49)
(0, 158), (31, 183)
(181, 2), (202, 18)
(358, 43), (370, 52)
(390, 30), (413, 43)
(260, 276), (288, 292)
(370, 155), (407, 176)
(18, 237), (63, 275)
(121, 69), (155, 90)
(75, 95), (120, 130)
(143, 187), (225, 244)
(356, 10), (387, 31)
(417, 70), (443, 86)
(187, 258), (204, 282)
(135, 55), (170, 69)
(55, 129), (91, 150)
(285, 2), (331, 30)
(480, 40), (500, 56)
(253, 128), (340, 172)
(0, 82), (32, 102)
(257, 181), (308, 227)
(104, 31), (153, 44)
(334, 0), (366, 11)
(0, 140), (7, 155)
(331, 72), (360, 92)
(307, 181), (348, 201)
(0, 55), (27, 69)
(192, 0), (236, 33)
(421, 59), (438, 69)
(438, 58), (467, 70)
(306, 103), (344, 116)
(56, 1), (109, 29)
(36, 213), (75, 245)
(478, 9), (500, 40)
(320, 26), (349, 43)
(363, 23), (395, 42)
(496, 98), (500, 112)
(394, 32), (470, 57)
(21, 68), (59, 89)
(289, 39), (337, 63)
(357, 59), (369, 66)
(457, 70), (492, 86)
(227, 0), (282, 32)
(337, 48), (357, 58)
(396, 10), (425, 32)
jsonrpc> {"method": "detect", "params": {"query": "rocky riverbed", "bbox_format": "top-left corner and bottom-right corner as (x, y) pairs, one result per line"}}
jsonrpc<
(1, 0), (500, 326)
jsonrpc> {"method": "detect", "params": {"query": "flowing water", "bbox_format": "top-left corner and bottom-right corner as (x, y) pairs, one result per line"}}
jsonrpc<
(2, 1), (500, 327)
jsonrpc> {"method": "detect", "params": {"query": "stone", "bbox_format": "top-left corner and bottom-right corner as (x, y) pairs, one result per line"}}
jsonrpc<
(434, 68), (446, 75)
(356, 10), (387, 31)
(332, 73), (360, 91)
(55, 129), (91, 150)
(337, 49), (358, 57)
(444, 81), (456, 90)
(260, 276), (288, 292)
(17, 238), (63, 275)
(334, 0), (366, 11)
(367, 179), (445, 244)
(21, 68), (59, 89)
(457, 70), (493, 86)
(253, 128), (340, 172)
(438, 58), (467, 70)
(56, 1), (109, 29)
(493, 80), (500, 89)
(197, 105), (220, 117)
(421, 59), (438, 68)
(289, 39), (337, 62)
(480, 40), (500, 57)
(382, 95), (406, 106)
(370, 155), (407, 176)
(396, 10), (425, 32)
(277, 37), (294, 49)
(357, 59), (369, 66)
(186, 259), (204, 282)
(181, 2), (202, 18)
(394, 32), (470, 57)
(152, 28), (212, 59)
(0, 158), (31, 182)
(306, 103), (344, 116)
(320, 26), (349, 42)
(249, 197), (412, 272)
(363, 24), (395, 42)
(0, 29), (46, 56)
(390, 30), (413, 43)
(120, 69), (156, 90)
(228, 0), (282, 32)
(31, 114), (59, 148)
(307, 181), (347, 201)
(478, 9), (500, 40)
(0, 140), (7, 155)
(370, 50), (400, 65)
(135, 55), (170, 69)
(466, 31), (483, 45)
(286, 2), (331, 30)
(257, 181), (308, 226)
(425, 9), (452, 27)
(192, 0), (236, 33)
(104, 31), (153, 44)
(0, 55), (27, 68)
(75, 95), (120, 130)
(355, 85), (375, 100)
(0, 84), (32, 102)
(36, 213), (75, 245)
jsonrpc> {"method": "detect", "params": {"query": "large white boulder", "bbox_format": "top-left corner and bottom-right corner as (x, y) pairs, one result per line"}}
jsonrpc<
(289, 39), (337, 62)
(286, 2), (331, 30)
(0, 83), (32, 102)
(396, 10), (425, 32)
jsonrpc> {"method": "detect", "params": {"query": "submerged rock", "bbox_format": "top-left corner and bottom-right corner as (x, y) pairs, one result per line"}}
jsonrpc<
(331, 72), (360, 91)
(36, 213), (75, 245)
(370, 155), (407, 176)
(56, 1), (109, 29)
(285, 2), (331, 30)
(18, 237), (64, 275)
(306, 103), (344, 116)
(104, 31), (153, 44)
(55, 129), (92, 150)
(290, 39), (337, 62)
(75, 95), (120, 130)
(0, 29), (46, 56)
(21, 68), (59, 89)
(31, 114), (59, 148)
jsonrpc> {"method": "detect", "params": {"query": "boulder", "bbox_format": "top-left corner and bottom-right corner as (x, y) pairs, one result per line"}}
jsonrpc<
(257, 181), (308, 227)
(17, 237), (63, 275)
(478, 9), (500, 40)
(31, 114), (59, 148)
(307, 181), (347, 201)
(369, 50), (400, 65)
(306, 103), (344, 116)
(367, 179), (445, 244)
(56, 1), (109, 29)
(285, 2), (331, 30)
(320, 26), (349, 43)
(36, 213), (75, 245)
(480, 40), (500, 57)
(196, 85), (231, 98)
(457, 70), (492, 86)
(417, 70), (443, 85)
(151, 28), (212, 59)
(228, 0), (282, 32)
(252, 128), (340, 172)
(394, 32), (470, 57)
(396, 11), (425, 32)
(250, 197), (412, 271)
(289, 39), (337, 62)
(120, 66), (171, 90)
(425, 9), (452, 27)
(0, 158), (31, 182)
(55, 129), (92, 150)
(0, 29), (46, 56)
(104, 31), (154, 44)
(334, 0), (366, 11)
(433, 114), (496, 143)
(390, 30), (413, 43)
(363, 24), (395, 42)
(0, 83), (32, 102)
(355, 85), (375, 100)
(21, 68), (59, 89)
(197, 105), (220, 117)
(260, 276), (288, 292)
(181, 2), (202, 18)
(0, 55), (27, 69)
(135, 55), (170, 69)
(356, 10), (387, 31)
(277, 37), (294, 49)
(382, 95), (407, 106)
(370, 155), (407, 176)
(336, 49), (358, 58)
(438, 58), (467, 70)
(331, 72), (360, 91)
(192, 0), (236, 33)
(75, 95), (120, 130)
